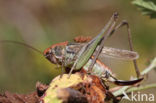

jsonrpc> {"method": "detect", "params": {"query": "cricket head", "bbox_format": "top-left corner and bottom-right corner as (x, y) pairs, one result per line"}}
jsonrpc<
(43, 41), (68, 65)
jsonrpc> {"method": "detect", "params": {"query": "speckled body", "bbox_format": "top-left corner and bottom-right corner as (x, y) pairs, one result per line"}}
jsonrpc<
(44, 42), (113, 79)
(44, 41), (143, 85)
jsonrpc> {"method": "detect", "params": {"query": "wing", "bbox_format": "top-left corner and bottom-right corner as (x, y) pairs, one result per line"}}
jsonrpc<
(67, 43), (139, 60)
(99, 47), (139, 60)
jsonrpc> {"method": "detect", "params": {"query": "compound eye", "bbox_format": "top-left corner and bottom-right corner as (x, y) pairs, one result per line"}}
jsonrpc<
(54, 46), (63, 57)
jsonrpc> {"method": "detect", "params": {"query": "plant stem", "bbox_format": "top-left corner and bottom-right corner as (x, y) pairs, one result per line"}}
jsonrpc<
(127, 83), (156, 93)
(113, 57), (156, 96)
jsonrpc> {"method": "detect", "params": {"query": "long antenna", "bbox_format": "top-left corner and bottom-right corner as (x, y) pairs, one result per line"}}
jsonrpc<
(0, 40), (43, 55)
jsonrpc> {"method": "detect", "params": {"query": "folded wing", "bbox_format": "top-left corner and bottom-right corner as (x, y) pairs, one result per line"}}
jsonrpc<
(99, 47), (139, 60)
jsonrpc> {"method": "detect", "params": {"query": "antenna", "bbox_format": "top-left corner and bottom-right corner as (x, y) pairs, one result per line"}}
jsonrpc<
(0, 40), (43, 55)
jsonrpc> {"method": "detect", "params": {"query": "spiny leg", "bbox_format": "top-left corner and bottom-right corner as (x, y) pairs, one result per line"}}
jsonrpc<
(88, 12), (119, 72)
(68, 12), (119, 78)
(60, 53), (67, 78)
(109, 20), (140, 78)
(59, 61), (64, 78)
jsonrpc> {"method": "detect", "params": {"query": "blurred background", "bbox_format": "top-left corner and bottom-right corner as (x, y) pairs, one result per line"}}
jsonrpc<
(0, 0), (156, 97)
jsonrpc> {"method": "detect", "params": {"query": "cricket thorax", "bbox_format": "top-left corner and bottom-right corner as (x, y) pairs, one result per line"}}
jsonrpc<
(63, 42), (85, 67)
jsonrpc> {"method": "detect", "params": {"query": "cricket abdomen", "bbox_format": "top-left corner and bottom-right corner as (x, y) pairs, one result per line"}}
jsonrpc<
(83, 59), (113, 79)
